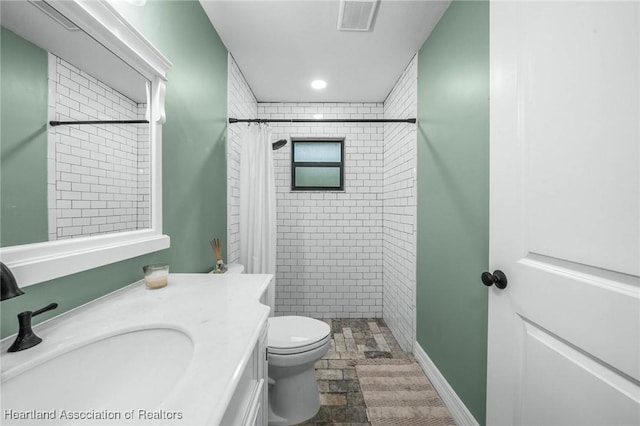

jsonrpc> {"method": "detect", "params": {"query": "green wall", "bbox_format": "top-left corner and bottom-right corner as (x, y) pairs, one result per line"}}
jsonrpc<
(416, 0), (489, 424)
(0, 27), (48, 247)
(1, 1), (228, 337)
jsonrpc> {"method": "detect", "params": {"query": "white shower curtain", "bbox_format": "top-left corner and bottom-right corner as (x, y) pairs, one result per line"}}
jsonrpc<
(239, 124), (277, 282)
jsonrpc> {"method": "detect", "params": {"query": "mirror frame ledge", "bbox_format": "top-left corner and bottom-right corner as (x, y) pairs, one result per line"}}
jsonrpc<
(0, 0), (172, 288)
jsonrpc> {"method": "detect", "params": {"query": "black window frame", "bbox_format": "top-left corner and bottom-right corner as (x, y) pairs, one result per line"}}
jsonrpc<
(291, 138), (345, 191)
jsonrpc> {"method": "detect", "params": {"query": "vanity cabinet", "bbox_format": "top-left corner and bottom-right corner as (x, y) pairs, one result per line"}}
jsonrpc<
(221, 321), (268, 426)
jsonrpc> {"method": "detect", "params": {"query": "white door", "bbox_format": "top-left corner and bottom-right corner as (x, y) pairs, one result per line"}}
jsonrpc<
(488, 2), (640, 425)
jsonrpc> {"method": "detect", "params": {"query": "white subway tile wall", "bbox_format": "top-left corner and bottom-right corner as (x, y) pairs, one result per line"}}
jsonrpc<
(382, 55), (418, 351)
(227, 55), (258, 264)
(259, 102), (385, 318)
(226, 58), (417, 329)
(47, 55), (149, 240)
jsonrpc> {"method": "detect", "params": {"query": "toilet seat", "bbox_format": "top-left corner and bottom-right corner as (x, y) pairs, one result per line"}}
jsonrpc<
(268, 316), (331, 355)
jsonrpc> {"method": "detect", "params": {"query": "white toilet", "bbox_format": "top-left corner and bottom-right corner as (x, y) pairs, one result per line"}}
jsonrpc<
(267, 316), (331, 425)
(226, 264), (331, 425)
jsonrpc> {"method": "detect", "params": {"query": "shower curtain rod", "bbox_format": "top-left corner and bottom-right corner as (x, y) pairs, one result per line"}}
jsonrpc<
(49, 120), (149, 127)
(228, 118), (416, 124)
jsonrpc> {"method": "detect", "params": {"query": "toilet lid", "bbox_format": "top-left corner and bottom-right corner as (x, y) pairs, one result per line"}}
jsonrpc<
(268, 316), (331, 355)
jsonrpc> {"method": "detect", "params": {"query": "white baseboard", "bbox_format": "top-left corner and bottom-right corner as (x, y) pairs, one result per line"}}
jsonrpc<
(413, 342), (479, 426)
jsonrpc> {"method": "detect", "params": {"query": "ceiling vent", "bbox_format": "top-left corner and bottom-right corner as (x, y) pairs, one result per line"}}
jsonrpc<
(337, 0), (380, 32)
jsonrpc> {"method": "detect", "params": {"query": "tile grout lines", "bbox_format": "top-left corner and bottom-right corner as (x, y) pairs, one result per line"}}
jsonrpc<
(296, 318), (418, 425)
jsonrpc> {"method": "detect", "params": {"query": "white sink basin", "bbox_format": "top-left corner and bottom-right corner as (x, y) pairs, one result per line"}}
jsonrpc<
(1, 328), (193, 425)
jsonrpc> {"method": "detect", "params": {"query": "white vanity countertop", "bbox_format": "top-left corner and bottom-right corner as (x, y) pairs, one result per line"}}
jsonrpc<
(1, 273), (272, 425)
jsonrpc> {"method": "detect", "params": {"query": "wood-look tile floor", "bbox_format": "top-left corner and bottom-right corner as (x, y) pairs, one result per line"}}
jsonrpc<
(295, 318), (417, 426)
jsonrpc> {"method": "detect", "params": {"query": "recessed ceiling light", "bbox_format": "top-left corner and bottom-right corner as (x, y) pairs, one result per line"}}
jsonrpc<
(311, 80), (327, 90)
(313, 114), (324, 119)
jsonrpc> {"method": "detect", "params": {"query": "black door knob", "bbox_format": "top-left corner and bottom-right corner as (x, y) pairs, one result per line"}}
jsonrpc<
(481, 270), (508, 289)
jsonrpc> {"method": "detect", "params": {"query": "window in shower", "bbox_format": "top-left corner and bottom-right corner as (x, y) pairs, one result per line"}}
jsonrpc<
(291, 138), (344, 191)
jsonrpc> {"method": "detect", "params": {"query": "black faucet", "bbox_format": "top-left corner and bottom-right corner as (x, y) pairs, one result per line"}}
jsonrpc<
(1, 262), (58, 352)
(8, 303), (58, 352)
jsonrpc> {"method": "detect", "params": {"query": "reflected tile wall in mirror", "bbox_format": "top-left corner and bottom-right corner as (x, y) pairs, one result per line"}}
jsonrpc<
(47, 55), (150, 240)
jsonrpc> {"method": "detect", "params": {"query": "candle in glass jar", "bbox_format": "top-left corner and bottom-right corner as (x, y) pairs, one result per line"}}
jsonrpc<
(143, 264), (169, 289)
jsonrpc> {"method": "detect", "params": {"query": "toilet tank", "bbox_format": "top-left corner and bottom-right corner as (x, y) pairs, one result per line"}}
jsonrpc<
(225, 264), (275, 316)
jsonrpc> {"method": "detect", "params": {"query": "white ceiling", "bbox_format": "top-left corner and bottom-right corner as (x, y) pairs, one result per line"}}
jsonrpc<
(200, 0), (451, 103)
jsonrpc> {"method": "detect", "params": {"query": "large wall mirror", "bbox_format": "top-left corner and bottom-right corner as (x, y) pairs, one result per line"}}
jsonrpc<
(0, 0), (171, 287)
